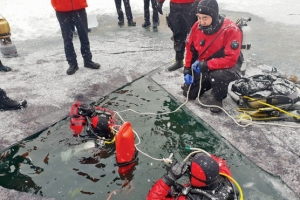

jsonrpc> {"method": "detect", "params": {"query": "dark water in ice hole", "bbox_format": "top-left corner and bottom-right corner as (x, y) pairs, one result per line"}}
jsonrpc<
(0, 76), (293, 200)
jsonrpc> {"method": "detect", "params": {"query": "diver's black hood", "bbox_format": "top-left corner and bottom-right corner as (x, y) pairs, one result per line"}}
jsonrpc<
(197, 0), (223, 35)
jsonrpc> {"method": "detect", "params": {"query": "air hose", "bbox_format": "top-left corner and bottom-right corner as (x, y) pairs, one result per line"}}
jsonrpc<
(220, 172), (244, 200)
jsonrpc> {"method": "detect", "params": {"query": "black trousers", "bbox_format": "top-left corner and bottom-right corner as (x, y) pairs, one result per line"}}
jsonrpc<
(183, 64), (242, 101)
(114, 0), (133, 21)
(56, 9), (92, 65)
(143, 0), (159, 23)
(166, 2), (197, 60)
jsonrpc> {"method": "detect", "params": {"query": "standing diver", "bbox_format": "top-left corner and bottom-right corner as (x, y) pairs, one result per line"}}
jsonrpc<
(156, 0), (199, 71)
(147, 152), (239, 199)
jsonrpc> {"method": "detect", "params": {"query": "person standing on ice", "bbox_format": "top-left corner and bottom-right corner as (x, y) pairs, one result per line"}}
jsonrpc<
(182, 0), (243, 113)
(51, 0), (100, 75)
(156, 0), (198, 71)
(142, 0), (160, 30)
(114, 0), (136, 27)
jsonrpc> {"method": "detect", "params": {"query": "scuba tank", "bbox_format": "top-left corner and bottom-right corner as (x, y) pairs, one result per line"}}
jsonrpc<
(236, 17), (252, 74)
(115, 122), (137, 175)
(0, 15), (18, 57)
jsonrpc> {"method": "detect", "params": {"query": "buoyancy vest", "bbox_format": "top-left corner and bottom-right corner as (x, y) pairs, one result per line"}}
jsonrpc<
(51, 0), (88, 12)
(185, 176), (235, 200)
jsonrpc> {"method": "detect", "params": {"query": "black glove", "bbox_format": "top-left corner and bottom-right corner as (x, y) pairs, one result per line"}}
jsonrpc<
(78, 104), (95, 117)
(157, 2), (163, 15)
(162, 162), (188, 186)
(183, 67), (192, 75)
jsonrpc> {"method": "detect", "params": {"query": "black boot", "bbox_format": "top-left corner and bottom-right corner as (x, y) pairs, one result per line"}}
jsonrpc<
(0, 89), (27, 111)
(142, 21), (151, 28)
(128, 20), (136, 26)
(84, 61), (100, 69)
(210, 97), (223, 113)
(152, 21), (159, 29)
(118, 20), (125, 26)
(167, 60), (183, 71)
(0, 60), (12, 72)
(66, 63), (79, 75)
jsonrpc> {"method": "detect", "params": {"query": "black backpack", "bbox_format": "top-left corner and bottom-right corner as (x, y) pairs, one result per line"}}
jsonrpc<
(231, 74), (300, 109)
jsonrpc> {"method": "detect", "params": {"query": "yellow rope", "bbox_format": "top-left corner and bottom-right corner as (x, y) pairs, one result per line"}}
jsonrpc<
(104, 136), (115, 144)
(219, 173), (244, 200)
(242, 96), (300, 119)
(104, 129), (116, 144)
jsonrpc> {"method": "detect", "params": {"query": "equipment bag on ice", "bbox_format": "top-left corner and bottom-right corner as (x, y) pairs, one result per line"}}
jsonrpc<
(231, 74), (300, 109)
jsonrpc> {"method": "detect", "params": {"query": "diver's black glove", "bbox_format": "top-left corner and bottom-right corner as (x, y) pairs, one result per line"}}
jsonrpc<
(162, 161), (188, 186)
(78, 104), (95, 117)
(183, 67), (192, 75)
(157, 2), (163, 15)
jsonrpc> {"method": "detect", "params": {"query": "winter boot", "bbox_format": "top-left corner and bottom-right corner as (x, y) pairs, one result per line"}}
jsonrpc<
(128, 20), (136, 26)
(0, 60), (12, 72)
(209, 97), (223, 113)
(142, 21), (151, 28)
(167, 60), (183, 71)
(152, 21), (159, 30)
(118, 20), (125, 26)
(0, 89), (27, 111)
(84, 61), (100, 69)
(66, 63), (79, 75)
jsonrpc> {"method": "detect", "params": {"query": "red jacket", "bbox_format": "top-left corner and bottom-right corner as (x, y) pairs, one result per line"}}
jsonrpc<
(185, 18), (242, 70)
(51, 0), (88, 12)
(146, 155), (232, 200)
(147, 178), (187, 200)
(157, 0), (196, 3)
